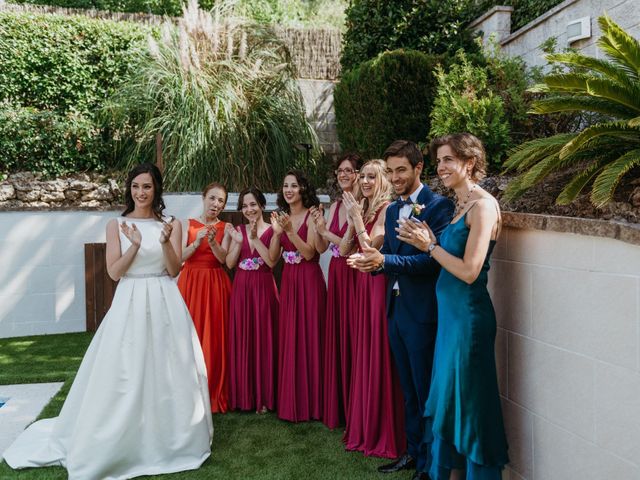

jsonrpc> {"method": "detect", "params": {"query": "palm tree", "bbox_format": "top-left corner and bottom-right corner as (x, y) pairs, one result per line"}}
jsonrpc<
(503, 15), (640, 207)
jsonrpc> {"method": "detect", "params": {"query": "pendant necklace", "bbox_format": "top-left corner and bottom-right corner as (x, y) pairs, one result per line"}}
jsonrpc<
(454, 183), (477, 218)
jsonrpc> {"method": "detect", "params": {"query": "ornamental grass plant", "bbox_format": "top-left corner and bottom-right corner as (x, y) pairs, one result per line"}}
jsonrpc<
(104, 0), (319, 192)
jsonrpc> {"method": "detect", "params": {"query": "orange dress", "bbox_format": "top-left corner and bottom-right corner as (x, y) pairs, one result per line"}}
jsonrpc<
(178, 218), (232, 413)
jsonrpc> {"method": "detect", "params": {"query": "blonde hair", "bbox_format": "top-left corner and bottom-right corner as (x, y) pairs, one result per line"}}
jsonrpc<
(357, 159), (393, 224)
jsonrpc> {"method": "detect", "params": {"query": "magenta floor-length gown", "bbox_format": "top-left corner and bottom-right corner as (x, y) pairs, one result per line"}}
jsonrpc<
(322, 201), (357, 430)
(344, 206), (406, 458)
(277, 211), (327, 422)
(228, 225), (279, 412)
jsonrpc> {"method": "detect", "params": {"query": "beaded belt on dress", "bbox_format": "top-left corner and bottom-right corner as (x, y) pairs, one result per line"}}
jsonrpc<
(123, 271), (169, 278)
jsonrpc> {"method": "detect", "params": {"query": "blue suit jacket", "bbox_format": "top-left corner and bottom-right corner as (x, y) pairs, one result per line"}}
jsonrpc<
(380, 184), (454, 323)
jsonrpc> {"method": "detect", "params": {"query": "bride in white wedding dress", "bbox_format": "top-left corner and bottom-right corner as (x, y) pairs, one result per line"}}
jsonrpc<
(3, 163), (213, 480)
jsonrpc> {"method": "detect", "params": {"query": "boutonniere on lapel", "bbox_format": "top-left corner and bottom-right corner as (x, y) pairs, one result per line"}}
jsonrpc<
(409, 203), (425, 218)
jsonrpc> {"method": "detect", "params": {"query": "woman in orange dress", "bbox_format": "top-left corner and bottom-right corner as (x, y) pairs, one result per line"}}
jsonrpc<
(178, 182), (233, 413)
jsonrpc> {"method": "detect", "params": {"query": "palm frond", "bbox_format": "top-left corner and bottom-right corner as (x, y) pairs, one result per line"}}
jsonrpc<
(530, 95), (638, 118)
(555, 161), (604, 204)
(591, 148), (640, 206)
(539, 73), (591, 93)
(597, 15), (640, 81)
(584, 78), (640, 113)
(559, 121), (640, 159)
(544, 52), (633, 88)
(503, 134), (574, 171)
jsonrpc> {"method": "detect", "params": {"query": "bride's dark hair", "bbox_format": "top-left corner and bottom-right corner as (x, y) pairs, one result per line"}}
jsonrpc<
(121, 163), (166, 219)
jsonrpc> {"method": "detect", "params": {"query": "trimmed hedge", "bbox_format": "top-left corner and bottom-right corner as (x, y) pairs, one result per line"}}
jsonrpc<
(334, 49), (441, 158)
(0, 11), (150, 115)
(0, 11), (150, 176)
(341, 0), (479, 72)
(0, 104), (106, 177)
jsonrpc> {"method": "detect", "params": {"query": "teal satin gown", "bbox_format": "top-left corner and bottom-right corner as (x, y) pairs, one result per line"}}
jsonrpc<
(424, 212), (509, 479)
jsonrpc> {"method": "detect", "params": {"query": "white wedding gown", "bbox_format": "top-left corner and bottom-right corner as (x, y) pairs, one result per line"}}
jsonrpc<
(3, 217), (213, 480)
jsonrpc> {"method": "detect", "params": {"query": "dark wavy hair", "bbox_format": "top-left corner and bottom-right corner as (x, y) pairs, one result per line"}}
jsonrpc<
(276, 169), (320, 213)
(237, 186), (267, 211)
(121, 163), (166, 219)
(383, 140), (424, 168)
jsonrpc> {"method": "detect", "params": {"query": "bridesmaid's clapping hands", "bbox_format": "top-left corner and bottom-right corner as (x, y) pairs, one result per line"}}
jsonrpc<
(310, 205), (326, 235)
(225, 223), (243, 243)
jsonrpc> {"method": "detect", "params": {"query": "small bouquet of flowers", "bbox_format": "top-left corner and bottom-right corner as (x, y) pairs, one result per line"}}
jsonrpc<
(282, 251), (303, 264)
(409, 203), (425, 218)
(329, 243), (341, 258)
(239, 257), (265, 271)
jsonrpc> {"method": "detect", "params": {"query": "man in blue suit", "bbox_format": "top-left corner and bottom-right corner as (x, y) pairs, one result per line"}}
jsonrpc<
(352, 140), (454, 480)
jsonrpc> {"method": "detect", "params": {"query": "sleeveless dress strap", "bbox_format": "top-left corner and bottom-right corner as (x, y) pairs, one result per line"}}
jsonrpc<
(463, 199), (502, 240)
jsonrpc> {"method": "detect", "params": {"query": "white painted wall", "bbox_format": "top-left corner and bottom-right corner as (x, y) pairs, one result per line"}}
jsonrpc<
(0, 193), (331, 339)
(472, 0), (640, 69)
(489, 226), (640, 480)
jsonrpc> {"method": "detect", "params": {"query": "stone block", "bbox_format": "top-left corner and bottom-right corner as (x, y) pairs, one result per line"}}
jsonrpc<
(40, 191), (66, 203)
(531, 267), (637, 370)
(0, 184), (15, 201)
(508, 333), (595, 440)
(533, 416), (638, 480)
(595, 362), (640, 465)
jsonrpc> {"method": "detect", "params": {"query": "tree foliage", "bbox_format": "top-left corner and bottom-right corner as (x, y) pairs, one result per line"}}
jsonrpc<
(340, 0), (479, 72)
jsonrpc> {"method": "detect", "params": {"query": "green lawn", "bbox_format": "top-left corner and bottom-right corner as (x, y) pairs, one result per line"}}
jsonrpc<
(0, 333), (412, 479)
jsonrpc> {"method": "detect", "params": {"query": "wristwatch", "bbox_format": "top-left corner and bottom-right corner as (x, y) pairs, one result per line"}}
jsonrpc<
(427, 242), (437, 256)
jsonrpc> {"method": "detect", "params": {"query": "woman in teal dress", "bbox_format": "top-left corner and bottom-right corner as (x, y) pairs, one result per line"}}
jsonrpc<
(397, 132), (508, 480)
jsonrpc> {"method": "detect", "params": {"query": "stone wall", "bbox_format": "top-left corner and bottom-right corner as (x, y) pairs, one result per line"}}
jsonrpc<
(0, 173), (122, 211)
(471, 0), (640, 69)
(298, 79), (339, 158)
(488, 213), (640, 480)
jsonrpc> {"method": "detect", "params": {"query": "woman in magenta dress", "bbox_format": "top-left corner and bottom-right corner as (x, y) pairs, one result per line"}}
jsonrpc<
(270, 170), (326, 422)
(312, 153), (362, 430)
(226, 187), (279, 413)
(342, 159), (406, 458)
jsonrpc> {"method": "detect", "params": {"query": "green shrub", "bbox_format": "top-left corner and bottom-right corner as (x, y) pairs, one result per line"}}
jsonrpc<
(429, 51), (511, 169)
(334, 49), (441, 158)
(0, 11), (149, 115)
(0, 103), (107, 177)
(340, 0), (479, 72)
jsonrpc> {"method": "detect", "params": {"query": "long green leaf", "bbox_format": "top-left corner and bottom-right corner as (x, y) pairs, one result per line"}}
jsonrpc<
(503, 134), (573, 171)
(556, 161), (604, 204)
(584, 78), (640, 113)
(559, 122), (640, 159)
(597, 15), (640, 79)
(530, 95), (637, 118)
(545, 52), (633, 87)
(591, 148), (640, 206)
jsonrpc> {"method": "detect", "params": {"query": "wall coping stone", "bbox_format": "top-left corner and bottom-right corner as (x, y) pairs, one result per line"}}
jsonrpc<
(468, 5), (514, 30)
(491, 0), (580, 45)
(503, 211), (640, 246)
